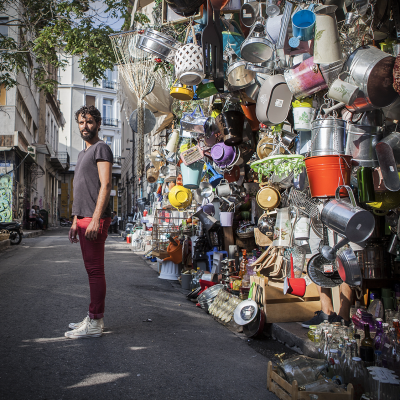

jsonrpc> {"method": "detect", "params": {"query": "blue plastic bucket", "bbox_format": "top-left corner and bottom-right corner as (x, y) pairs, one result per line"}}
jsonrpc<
(181, 161), (203, 189)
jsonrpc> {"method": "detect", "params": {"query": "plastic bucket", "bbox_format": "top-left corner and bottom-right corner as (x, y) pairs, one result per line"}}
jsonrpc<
(181, 161), (203, 189)
(181, 273), (192, 290)
(127, 235), (132, 244)
(220, 212), (234, 227)
(293, 107), (315, 131)
(305, 155), (352, 197)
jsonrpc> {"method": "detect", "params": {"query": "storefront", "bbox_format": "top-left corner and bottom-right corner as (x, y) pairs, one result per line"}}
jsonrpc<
(116, 0), (400, 397)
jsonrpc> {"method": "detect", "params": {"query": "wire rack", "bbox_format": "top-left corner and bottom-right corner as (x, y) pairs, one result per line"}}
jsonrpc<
(288, 188), (323, 219)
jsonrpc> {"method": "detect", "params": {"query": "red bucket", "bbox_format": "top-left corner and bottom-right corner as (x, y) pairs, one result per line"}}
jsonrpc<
(305, 155), (352, 198)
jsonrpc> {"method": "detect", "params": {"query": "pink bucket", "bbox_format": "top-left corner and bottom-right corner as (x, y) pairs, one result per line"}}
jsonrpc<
(284, 56), (328, 99)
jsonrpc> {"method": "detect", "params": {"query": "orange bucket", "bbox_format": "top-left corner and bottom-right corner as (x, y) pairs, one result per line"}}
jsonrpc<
(127, 235), (132, 244)
(241, 104), (260, 132)
(305, 155), (352, 198)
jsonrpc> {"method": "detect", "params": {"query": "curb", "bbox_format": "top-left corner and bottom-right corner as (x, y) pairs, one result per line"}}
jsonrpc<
(0, 239), (11, 251)
(22, 230), (45, 239)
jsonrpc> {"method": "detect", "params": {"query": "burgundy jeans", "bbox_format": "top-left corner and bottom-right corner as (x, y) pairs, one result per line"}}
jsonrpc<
(77, 217), (111, 319)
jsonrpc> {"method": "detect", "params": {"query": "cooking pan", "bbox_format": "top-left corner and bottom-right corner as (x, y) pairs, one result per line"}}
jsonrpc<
(335, 246), (362, 287)
(243, 284), (265, 338)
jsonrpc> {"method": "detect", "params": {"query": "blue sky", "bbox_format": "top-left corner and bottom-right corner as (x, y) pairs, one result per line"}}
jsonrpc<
(88, 0), (125, 31)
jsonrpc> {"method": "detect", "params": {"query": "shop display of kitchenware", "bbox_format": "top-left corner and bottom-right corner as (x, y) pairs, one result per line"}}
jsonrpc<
(226, 53), (255, 90)
(310, 116), (346, 156)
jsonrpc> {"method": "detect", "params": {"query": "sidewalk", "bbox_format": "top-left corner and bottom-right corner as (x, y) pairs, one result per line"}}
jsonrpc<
(129, 244), (318, 359)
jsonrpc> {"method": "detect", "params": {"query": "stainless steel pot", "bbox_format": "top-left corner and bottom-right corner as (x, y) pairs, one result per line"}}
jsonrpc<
(310, 117), (346, 156)
(375, 131), (400, 192)
(137, 28), (180, 62)
(227, 60), (256, 89)
(345, 124), (383, 167)
(336, 246), (362, 286)
(240, 1), (263, 28)
(240, 21), (273, 64)
(342, 44), (398, 113)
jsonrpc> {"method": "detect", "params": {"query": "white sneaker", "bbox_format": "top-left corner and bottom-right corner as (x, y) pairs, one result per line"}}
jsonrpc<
(68, 314), (104, 330)
(65, 318), (103, 339)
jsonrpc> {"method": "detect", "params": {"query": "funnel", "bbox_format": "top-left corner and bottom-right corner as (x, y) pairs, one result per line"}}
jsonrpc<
(193, 209), (220, 232)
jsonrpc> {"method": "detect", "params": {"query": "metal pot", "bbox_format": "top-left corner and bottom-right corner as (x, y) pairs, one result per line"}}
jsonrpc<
(240, 1), (262, 28)
(166, 0), (205, 16)
(335, 247), (362, 286)
(257, 211), (276, 235)
(137, 28), (180, 62)
(342, 44), (398, 113)
(321, 185), (375, 259)
(227, 60), (256, 89)
(216, 111), (245, 146)
(310, 117), (346, 156)
(240, 21), (273, 64)
(345, 124), (383, 167)
(375, 131), (400, 192)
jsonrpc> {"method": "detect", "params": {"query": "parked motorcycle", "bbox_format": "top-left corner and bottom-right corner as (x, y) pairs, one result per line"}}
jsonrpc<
(0, 221), (23, 245)
(60, 218), (72, 227)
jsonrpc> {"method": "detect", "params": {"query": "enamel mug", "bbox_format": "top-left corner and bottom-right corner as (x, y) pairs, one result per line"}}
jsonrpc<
(291, 215), (311, 240)
(216, 180), (232, 197)
(328, 72), (360, 106)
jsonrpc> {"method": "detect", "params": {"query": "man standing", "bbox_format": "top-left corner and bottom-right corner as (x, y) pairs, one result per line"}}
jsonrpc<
(66, 105), (113, 339)
(109, 211), (118, 234)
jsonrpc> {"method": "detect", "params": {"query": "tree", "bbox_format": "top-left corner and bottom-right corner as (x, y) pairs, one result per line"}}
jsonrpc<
(0, 0), (131, 93)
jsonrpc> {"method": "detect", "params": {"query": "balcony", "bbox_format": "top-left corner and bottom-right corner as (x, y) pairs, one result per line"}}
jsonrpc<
(50, 152), (70, 171)
(103, 118), (118, 127)
(102, 80), (116, 90)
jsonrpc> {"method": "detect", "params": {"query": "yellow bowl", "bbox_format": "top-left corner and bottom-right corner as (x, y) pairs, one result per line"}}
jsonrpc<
(170, 85), (194, 101)
(168, 185), (193, 209)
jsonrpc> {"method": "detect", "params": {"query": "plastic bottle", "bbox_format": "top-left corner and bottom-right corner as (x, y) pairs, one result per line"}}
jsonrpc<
(328, 349), (344, 385)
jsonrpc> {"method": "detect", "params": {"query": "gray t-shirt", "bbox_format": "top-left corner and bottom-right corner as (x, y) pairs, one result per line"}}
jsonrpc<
(72, 140), (113, 218)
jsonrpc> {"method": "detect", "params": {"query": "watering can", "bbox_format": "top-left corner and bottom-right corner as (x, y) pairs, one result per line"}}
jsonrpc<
(163, 236), (183, 264)
(320, 185), (375, 260)
(206, 162), (223, 188)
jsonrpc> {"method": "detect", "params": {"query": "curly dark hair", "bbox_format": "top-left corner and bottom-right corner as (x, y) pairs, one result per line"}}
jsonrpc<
(75, 105), (102, 131)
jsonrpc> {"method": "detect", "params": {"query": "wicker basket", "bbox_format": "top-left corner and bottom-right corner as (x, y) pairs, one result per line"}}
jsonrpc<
(236, 230), (255, 239)
(0, 230), (10, 241)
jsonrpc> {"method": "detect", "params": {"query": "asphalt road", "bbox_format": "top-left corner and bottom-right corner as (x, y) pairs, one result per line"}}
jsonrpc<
(0, 228), (281, 400)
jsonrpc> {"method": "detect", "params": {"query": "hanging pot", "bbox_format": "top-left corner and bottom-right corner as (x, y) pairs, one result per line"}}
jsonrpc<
(342, 40), (398, 113)
(305, 155), (352, 198)
(175, 24), (205, 86)
(166, 0), (204, 16)
(241, 104), (259, 132)
(215, 111), (245, 146)
(375, 131), (400, 192)
(257, 210), (276, 235)
(146, 167), (159, 183)
(240, 20), (274, 64)
(240, 1), (263, 28)
(226, 59), (256, 89)
(310, 117), (346, 156)
(345, 123), (383, 167)
(181, 161), (203, 189)
(168, 184), (193, 210)
(335, 247), (362, 287)
(256, 184), (281, 210)
(210, 142), (237, 167)
(313, 5), (342, 64)
(224, 165), (241, 182)
(292, 107), (315, 131)
(256, 74), (293, 126)
(129, 107), (156, 134)
(284, 57), (328, 99)
(320, 185), (375, 260)
(137, 28), (181, 62)
(170, 80), (194, 100)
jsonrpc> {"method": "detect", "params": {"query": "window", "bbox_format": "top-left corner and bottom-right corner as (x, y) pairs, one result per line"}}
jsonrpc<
(105, 69), (113, 81)
(103, 135), (113, 149)
(103, 99), (113, 119)
(16, 91), (32, 131)
(0, 17), (8, 37)
(86, 95), (95, 107)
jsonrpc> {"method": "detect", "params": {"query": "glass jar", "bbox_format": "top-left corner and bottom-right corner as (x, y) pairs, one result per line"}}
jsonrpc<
(308, 325), (317, 341)
(349, 357), (368, 400)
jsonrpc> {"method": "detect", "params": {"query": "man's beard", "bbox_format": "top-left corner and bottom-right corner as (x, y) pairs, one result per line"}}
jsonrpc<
(80, 127), (97, 141)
